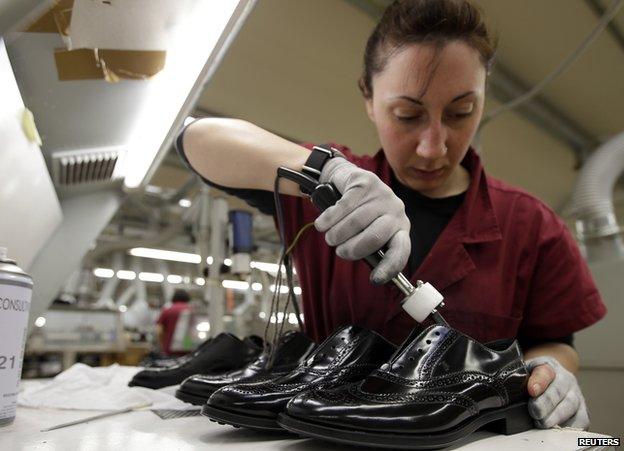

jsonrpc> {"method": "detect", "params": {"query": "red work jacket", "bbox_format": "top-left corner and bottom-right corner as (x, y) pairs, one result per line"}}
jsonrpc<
(279, 145), (606, 345)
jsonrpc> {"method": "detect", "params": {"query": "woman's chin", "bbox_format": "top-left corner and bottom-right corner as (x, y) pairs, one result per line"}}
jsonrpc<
(401, 174), (447, 195)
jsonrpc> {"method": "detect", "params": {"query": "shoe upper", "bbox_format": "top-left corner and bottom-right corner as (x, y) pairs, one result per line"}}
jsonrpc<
(207, 325), (396, 417)
(128, 333), (263, 389)
(286, 325), (529, 433)
(141, 337), (217, 368)
(179, 330), (316, 398)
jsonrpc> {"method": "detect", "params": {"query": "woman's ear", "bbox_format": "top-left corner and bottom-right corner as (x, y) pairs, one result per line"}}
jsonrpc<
(365, 98), (375, 123)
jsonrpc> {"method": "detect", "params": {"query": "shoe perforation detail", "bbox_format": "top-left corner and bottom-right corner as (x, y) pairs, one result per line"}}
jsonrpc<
(346, 384), (478, 414)
(226, 364), (377, 395)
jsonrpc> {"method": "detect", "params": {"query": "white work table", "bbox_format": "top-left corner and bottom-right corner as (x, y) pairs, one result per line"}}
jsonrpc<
(0, 404), (611, 451)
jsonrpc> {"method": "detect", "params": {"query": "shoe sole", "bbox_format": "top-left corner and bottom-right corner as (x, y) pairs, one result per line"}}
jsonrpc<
(175, 389), (211, 406)
(277, 402), (533, 450)
(201, 404), (285, 432)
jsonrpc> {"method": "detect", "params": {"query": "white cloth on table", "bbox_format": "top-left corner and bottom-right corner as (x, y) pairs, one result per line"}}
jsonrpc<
(18, 363), (193, 411)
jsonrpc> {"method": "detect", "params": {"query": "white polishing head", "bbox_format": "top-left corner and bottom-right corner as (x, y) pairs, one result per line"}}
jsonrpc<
(402, 282), (444, 323)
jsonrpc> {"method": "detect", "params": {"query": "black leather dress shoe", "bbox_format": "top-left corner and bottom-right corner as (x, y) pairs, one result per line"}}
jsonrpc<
(140, 339), (216, 368)
(128, 333), (263, 389)
(279, 325), (532, 449)
(202, 325), (396, 431)
(175, 330), (316, 405)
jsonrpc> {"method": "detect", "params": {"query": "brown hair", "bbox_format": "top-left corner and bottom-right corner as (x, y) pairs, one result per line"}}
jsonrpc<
(359, 0), (497, 98)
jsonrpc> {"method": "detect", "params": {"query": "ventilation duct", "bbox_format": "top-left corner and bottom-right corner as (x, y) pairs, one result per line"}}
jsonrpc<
(566, 131), (624, 262)
(52, 148), (123, 187)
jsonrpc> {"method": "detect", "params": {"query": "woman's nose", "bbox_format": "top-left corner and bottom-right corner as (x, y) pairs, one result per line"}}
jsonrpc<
(416, 121), (447, 159)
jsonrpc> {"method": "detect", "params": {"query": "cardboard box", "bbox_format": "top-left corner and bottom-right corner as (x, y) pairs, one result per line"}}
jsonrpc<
(24, 0), (73, 35)
(23, 0), (168, 82)
(54, 48), (166, 82)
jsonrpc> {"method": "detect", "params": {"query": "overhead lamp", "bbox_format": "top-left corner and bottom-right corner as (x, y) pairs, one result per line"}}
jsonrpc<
(178, 198), (192, 208)
(144, 185), (163, 194)
(139, 272), (165, 283)
(196, 321), (211, 332)
(250, 261), (282, 273)
(167, 274), (183, 284)
(250, 261), (296, 275)
(121, 1), (253, 190)
(251, 282), (263, 291)
(129, 247), (201, 264)
(222, 280), (249, 290)
(117, 270), (136, 280)
(270, 284), (289, 294)
(93, 268), (114, 278)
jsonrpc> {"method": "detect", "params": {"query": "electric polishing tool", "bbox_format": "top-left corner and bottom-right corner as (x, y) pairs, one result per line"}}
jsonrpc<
(277, 166), (448, 326)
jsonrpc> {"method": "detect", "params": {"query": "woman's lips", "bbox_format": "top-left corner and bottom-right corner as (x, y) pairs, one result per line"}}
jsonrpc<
(408, 167), (445, 181)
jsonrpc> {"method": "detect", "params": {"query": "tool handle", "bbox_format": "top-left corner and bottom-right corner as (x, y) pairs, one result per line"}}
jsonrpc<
(310, 183), (385, 270)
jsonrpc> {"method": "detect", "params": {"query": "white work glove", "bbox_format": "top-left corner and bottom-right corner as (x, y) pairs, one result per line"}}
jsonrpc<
(315, 157), (411, 284)
(526, 356), (589, 429)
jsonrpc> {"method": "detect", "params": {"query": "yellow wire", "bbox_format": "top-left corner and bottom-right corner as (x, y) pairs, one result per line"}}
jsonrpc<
(285, 222), (315, 256)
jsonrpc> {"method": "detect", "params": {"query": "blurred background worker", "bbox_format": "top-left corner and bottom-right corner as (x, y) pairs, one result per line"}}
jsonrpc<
(156, 289), (191, 356)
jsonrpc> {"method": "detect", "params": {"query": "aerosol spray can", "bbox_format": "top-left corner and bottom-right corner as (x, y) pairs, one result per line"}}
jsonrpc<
(0, 248), (33, 426)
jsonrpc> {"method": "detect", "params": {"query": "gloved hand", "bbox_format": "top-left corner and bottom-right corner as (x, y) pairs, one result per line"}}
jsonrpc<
(315, 157), (411, 284)
(526, 356), (589, 429)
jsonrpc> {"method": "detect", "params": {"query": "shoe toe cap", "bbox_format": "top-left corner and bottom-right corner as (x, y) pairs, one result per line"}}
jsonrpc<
(208, 383), (289, 417)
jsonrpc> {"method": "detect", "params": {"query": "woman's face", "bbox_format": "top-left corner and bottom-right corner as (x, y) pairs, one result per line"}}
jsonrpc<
(366, 40), (486, 197)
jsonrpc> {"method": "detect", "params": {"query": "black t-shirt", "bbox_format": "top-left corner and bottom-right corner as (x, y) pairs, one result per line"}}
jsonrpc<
(391, 174), (465, 273)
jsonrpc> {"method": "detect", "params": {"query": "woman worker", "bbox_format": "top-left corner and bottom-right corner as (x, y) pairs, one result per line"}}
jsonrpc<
(177, 0), (606, 430)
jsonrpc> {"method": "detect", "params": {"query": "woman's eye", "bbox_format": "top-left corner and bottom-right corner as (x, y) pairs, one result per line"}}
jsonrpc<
(447, 111), (473, 120)
(395, 113), (422, 122)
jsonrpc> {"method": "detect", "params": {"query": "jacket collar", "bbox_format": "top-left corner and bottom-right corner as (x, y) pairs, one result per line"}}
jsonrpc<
(374, 148), (502, 301)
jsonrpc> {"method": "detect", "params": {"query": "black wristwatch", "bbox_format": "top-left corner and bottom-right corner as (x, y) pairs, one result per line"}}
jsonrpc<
(300, 144), (343, 195)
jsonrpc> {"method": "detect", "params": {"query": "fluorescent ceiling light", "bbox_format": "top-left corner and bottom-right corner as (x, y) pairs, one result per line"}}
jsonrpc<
(117, 270), (136, 280)
(269, 312), (285, 324)
(195, 277), (205, 286)
(167, 274), (183, 284)
(144, 185), (162, 194)
(128, 248), (291, 276)
(196, 321), (210, 332)
(139, 272), (165, 283)
(250, 261), (296, 275)
(129, 247), (201, 264)
(250, 261), (282, 273)
(93, 268), (114, 278)
(270, 284), (289, 294)
(251, 282), (263, 291)
(121, 1), (247, 189)
(178, 198), (192, 208)
(222, 280), (249, 290)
